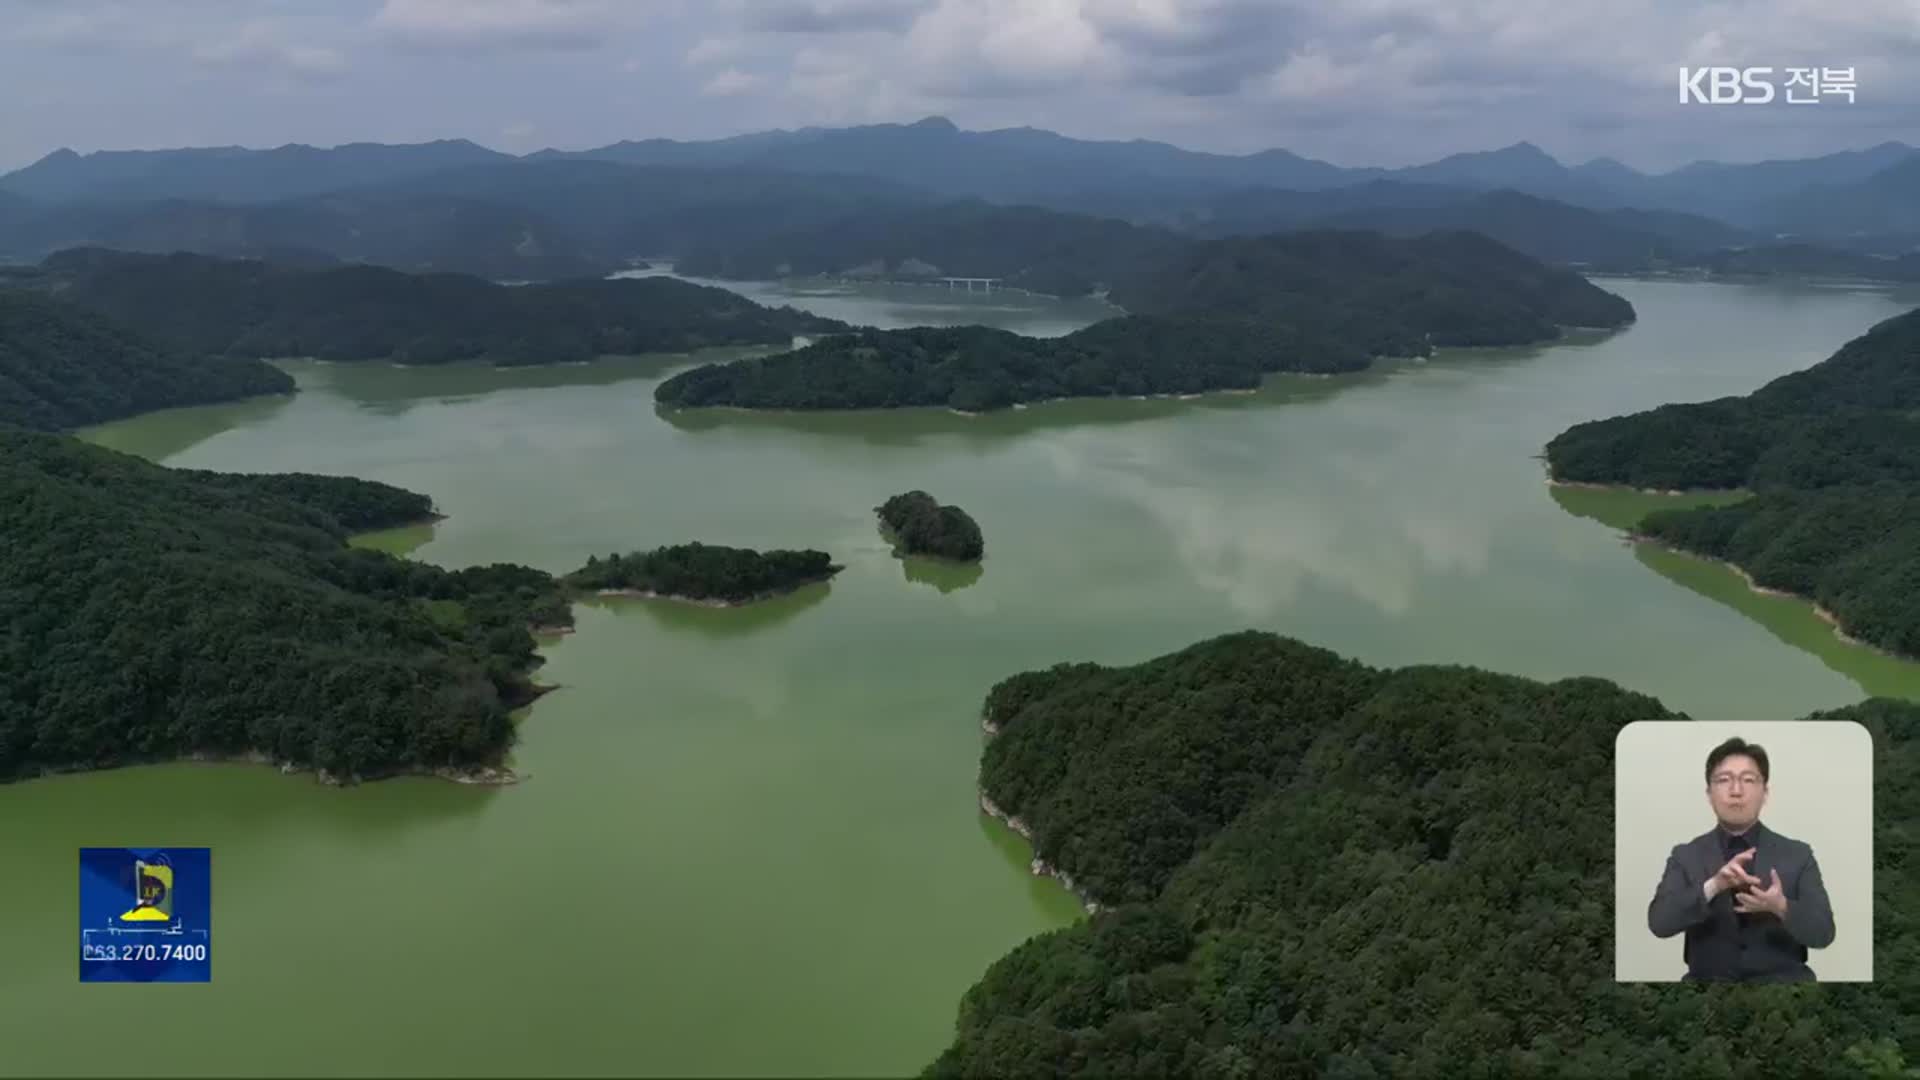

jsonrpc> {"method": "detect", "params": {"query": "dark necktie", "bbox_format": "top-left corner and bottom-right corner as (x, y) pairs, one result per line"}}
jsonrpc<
(1727, 835), (1754, 919)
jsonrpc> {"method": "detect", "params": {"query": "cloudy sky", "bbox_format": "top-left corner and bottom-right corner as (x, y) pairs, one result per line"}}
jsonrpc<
(4, 0), (1917, 174)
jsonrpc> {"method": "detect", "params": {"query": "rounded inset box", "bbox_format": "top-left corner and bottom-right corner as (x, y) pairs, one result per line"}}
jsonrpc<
(1614, 720), (1871, 982)
(79, 847), (212, 983)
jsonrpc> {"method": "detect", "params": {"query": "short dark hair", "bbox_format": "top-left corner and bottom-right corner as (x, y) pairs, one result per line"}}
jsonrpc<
(1705, 737), (1770, 785)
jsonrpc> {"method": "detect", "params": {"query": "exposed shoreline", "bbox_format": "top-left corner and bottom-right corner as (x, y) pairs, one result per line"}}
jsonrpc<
(198, 749), (528, 787)
(592, 574), (835, 608)
(20, 749), (527, 788)
(977, 789), (1103, 916)
(1555, 476), (1916, 661)
(1624, 532), (1903, 660)
(1547, 477), (1701, 497)
(662, 334), (1617, 419)
(977, 712), (1101, 914)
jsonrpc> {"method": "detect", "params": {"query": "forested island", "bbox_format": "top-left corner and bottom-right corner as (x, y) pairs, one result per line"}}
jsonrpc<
(0, 427), (571, 784)
(877, 491), (984, 562)
(1546, 306), (1920, 656)
(656, 231), (1633, 411)
(566, 542), (842, 605)
(934, 630), (1920, 1076)
(0, 289), (292, 429)
(11, 248), (849, 366)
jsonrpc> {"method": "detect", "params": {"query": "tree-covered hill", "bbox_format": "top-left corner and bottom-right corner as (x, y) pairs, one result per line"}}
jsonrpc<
(654, 319), (1333, 412)
(19, 248), (850, 365)
(0, 427), (570, 783)
(1546, 307), (1920, 655)
(565, 542), (842, 604)
(877, 491), (984, 562)
(931, 631), (1920, 1077)
(0, 190), (618, 282)
(0, 289), (292, 430)
(1111, 229), (1634, 337)
(656, 232), (1634, 411)
(675, 200), (1187, 298)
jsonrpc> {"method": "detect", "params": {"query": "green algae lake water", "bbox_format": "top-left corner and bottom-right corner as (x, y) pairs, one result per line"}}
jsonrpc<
(5, 277), (1919, 1076)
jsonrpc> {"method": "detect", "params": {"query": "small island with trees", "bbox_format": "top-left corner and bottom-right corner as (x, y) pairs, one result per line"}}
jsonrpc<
(876, 490), (984, 562)
(565, 542), (842, 606)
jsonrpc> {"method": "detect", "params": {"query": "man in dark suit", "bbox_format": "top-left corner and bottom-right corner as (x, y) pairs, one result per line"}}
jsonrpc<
(1646, 736), (1836, 981)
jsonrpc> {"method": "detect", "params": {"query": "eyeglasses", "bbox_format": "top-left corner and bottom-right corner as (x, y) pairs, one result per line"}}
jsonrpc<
(1710, 771), (1764, 789)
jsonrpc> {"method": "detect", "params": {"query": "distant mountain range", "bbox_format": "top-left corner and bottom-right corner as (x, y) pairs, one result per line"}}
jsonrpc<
(2, 119), (1914, 279)
(0, 139), (508, 204)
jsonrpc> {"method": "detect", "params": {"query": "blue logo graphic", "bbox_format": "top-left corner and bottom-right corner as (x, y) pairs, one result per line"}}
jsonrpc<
(79, 848), (212, 982)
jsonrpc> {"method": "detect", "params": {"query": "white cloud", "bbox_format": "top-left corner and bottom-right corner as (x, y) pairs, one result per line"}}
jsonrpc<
(685, 36), (747, 67)
(701, 67), (766, 96)
(1, 0), (1915, 171)
(738, 0), (934, 34)
(193, 23), (348, 79)
(371, 0), (633, 52)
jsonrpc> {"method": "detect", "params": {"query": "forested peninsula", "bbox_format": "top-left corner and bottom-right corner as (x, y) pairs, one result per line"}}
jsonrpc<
(0, 428), (570, 784)
(656, 231), (1634, 411)
(1546, 306), (1920, 656)
(877, 491), (983, 562)
(0, 289), (291, 429)
(566, 542), (842, 605)
(935, 630), (1920, 1077)
(12, 248), (849, 366)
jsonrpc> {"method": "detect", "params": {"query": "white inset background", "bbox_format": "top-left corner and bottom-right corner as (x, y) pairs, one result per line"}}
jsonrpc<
(1615, 719), (1874, 982)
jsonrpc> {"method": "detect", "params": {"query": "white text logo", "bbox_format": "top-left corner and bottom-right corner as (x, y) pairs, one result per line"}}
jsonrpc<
(1678, 67), (1856, 104)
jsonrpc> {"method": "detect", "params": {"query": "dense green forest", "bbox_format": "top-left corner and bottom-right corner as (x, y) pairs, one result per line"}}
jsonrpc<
(566, 542), (842, 603)
(1547, 307), (1920, 654)
(0, 289), (291, 429)
(1109, 229), (1635, 335)
(0, 427), (570, 782)
(654, 319), (1340, 411)
(931, 631), (1920, 1077)
(13, 248), (848, 366)
(878, 491), (984, 562)
(675, 200), (1186, 297)
(1637, 490), (1920, 656)
(658, 233), (1633, 411)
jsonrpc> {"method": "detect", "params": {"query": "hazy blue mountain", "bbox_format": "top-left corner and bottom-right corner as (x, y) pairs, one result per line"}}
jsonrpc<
(1190, 180), (1485, 234)
(0, 191), (35, 236)
(1394, 142), (1570, 188)
(0, 140), (511, 204)
(1638, 141), (1918, 224)
(675, 200), (1187, 296)
(7, 122), (1917, 250)
(0, 193), (613, 280)
(1310, 190), (1755, 265)
(540, 116), (1371, 202)
(1765, 156), (1920, 240)
(527, 126), (832, 168)
(674, 187), (1769, 287)
(358, 159), (935, 255)
(1570, 156), (1644, 186)
(537, 121), (1919, 238)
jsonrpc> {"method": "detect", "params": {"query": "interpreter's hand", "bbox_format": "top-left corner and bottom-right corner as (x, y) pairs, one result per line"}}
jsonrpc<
(1704, 848), (1761, 901)
(1734, 869), (1790, 918)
